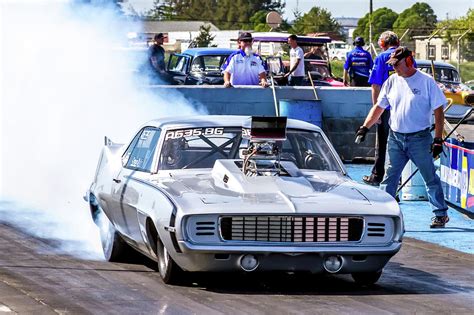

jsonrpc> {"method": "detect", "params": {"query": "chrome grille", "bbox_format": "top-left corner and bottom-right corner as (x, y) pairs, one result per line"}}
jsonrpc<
(220, 216), (363, 242)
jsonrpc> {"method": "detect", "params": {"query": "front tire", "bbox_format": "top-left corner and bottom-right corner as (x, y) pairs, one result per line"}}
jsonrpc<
(351, 270), (383, 286)
(157, 237), (183, 284)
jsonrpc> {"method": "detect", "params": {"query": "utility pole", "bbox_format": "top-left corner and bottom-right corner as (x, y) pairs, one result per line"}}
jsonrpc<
(369, 0), (373, 55)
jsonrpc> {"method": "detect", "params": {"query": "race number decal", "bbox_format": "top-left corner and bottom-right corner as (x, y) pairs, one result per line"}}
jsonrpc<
(165, 127), (224, 140)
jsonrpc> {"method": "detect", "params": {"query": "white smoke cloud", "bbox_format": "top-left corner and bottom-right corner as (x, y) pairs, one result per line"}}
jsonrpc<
(0, 1), (202, 259)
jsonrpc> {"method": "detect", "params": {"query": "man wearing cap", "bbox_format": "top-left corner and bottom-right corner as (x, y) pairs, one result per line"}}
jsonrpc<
(222, 32), (267, 87)
(304, 46), (324, 60)
(362, 31), (400, 186)
(355, 47), (449, 228)
(343, 37), (373, 87)
(148, 33), (167, 81)
(284, 34), (305, 86)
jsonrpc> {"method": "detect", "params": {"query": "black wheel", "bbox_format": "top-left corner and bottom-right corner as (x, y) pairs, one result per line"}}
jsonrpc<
(97, 211), (131, 262)
(157, 237), (183, 284)
(351, 270), (383, 286)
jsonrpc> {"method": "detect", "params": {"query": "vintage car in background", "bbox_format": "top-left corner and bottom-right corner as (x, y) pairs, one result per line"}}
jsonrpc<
(416, 60), (473, 120)
(251, 34), (345, 87)
(167, 48), (236, 85)
(85, 115), (404, 285)
(277, 59), (345, 87)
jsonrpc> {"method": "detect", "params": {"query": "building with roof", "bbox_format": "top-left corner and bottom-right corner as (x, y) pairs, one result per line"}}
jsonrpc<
(335, 17), (359, 43)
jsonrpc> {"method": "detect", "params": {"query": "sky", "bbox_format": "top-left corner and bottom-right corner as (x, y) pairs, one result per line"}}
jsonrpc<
(127, 0), (472, 20)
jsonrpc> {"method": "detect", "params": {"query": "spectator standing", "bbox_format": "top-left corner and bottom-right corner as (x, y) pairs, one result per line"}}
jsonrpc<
(222, 32), (267, 87)
(284, 34), (305, 86)
(355, 47), (449, 228)
(304, 46), (324, 60)
(343, 37), (373, 86)
(363, 31), (400, 186)
(148, 33), (167, 79)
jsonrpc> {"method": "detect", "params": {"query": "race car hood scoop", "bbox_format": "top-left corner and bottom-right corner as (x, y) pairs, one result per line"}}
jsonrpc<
(158, 160), (374, 210)
(209, 160), (313, 195)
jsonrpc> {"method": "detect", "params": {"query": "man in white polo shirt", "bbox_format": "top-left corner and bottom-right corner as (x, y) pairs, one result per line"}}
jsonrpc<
(355, 47), (449, 228)
(284, 34), (305, 86)
(222, 32), (267, 87)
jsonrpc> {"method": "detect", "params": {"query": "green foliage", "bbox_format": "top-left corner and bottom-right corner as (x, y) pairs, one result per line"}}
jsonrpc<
(458, 62), (474, 82)
(393, 2), (437, 38)
(438, 9), (474, 61)
(145, 0), (174, 20)
(247, 10), (290, 32)
(143, 0), (285, 30)
(330, 60), (344, 79)
(291, 7), (344, 38)
(249, 10), (271, 32)
(193, 24), (217, 47)
(353, 7), (398, 43)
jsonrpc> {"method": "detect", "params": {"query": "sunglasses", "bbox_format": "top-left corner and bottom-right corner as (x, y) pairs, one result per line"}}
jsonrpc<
(241, 39), (252, 43)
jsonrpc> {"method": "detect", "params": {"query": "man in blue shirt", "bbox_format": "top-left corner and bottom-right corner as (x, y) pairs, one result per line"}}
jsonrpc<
(222, 32), (267, 87)
(363, 31), (399, 186)
(343, 37), (373, 86)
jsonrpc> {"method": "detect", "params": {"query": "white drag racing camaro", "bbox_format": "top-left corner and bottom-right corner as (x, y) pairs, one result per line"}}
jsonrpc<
(85, 115), (403, 285)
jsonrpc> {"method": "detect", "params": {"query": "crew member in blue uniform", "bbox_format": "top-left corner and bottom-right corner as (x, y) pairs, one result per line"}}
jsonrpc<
(362, 31), (400, 186)
(222, 32), (267, 87)
(343, 37), (373, 87)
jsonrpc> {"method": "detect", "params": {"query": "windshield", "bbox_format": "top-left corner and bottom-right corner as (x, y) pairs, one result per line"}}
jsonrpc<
(190, 55), (229, 73)
(304, 61), (330, 78)
(418, 66), (460, 83)
(159, 127), (342, 172)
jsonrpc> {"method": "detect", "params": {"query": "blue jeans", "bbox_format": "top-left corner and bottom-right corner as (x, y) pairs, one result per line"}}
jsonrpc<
(380, 128), (448, 216)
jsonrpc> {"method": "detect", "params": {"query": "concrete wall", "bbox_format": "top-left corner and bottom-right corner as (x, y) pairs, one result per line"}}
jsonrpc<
(150, 86), (375, 162)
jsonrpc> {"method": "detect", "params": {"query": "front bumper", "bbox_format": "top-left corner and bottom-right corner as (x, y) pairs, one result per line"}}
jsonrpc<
(174, 241), (402, 273)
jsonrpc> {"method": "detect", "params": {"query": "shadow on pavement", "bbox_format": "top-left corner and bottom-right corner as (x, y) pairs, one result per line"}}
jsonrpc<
(174, 261), (473, 296)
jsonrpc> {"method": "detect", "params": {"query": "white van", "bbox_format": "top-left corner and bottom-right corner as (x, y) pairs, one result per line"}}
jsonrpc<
(327, 41), (350, 61)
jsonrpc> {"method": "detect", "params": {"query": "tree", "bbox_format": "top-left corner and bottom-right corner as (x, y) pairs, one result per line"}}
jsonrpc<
(393, 2), (437, 38)
(437, 9), (474, 61)
(248, 10), (288, 32)
(291, 7), (344, 38)
(145, 0), (175, 20)
(249, 10), (271, 32)
(143, 0), (285, 29)
(192, 24), (217, 47)
(353, 7), (398, 44)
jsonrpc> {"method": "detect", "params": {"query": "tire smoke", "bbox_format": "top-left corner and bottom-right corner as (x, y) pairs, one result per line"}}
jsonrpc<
(0, 1), (202, 259)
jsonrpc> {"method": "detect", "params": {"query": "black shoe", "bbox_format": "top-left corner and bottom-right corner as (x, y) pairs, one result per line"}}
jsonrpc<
(362, 175), (381, 186)
(430, 216), (449, 228)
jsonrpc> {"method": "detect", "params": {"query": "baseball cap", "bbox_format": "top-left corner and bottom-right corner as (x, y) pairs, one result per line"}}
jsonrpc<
(154, 33), (167, 40)
(386, 46), (412, 66)
(238, 32), (253, 41)
(354, 36), (365, 46)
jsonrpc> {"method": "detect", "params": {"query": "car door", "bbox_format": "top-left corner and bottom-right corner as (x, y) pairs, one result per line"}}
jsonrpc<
(166, 53), (191, 85)
(110, 127), (161, 244)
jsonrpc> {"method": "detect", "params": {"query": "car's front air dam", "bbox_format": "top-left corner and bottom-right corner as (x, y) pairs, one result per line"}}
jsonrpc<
(174, 252), (394, 273)
(173, 245), (401, 273)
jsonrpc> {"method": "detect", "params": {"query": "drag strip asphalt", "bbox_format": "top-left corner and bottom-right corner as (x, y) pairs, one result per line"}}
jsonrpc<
(0, 223), (473, 314)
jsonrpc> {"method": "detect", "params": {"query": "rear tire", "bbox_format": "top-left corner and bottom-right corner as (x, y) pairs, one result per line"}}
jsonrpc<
(97, 211), (133, 262)
(351, 270), (383, 286)
(157, 237), (183, 284)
